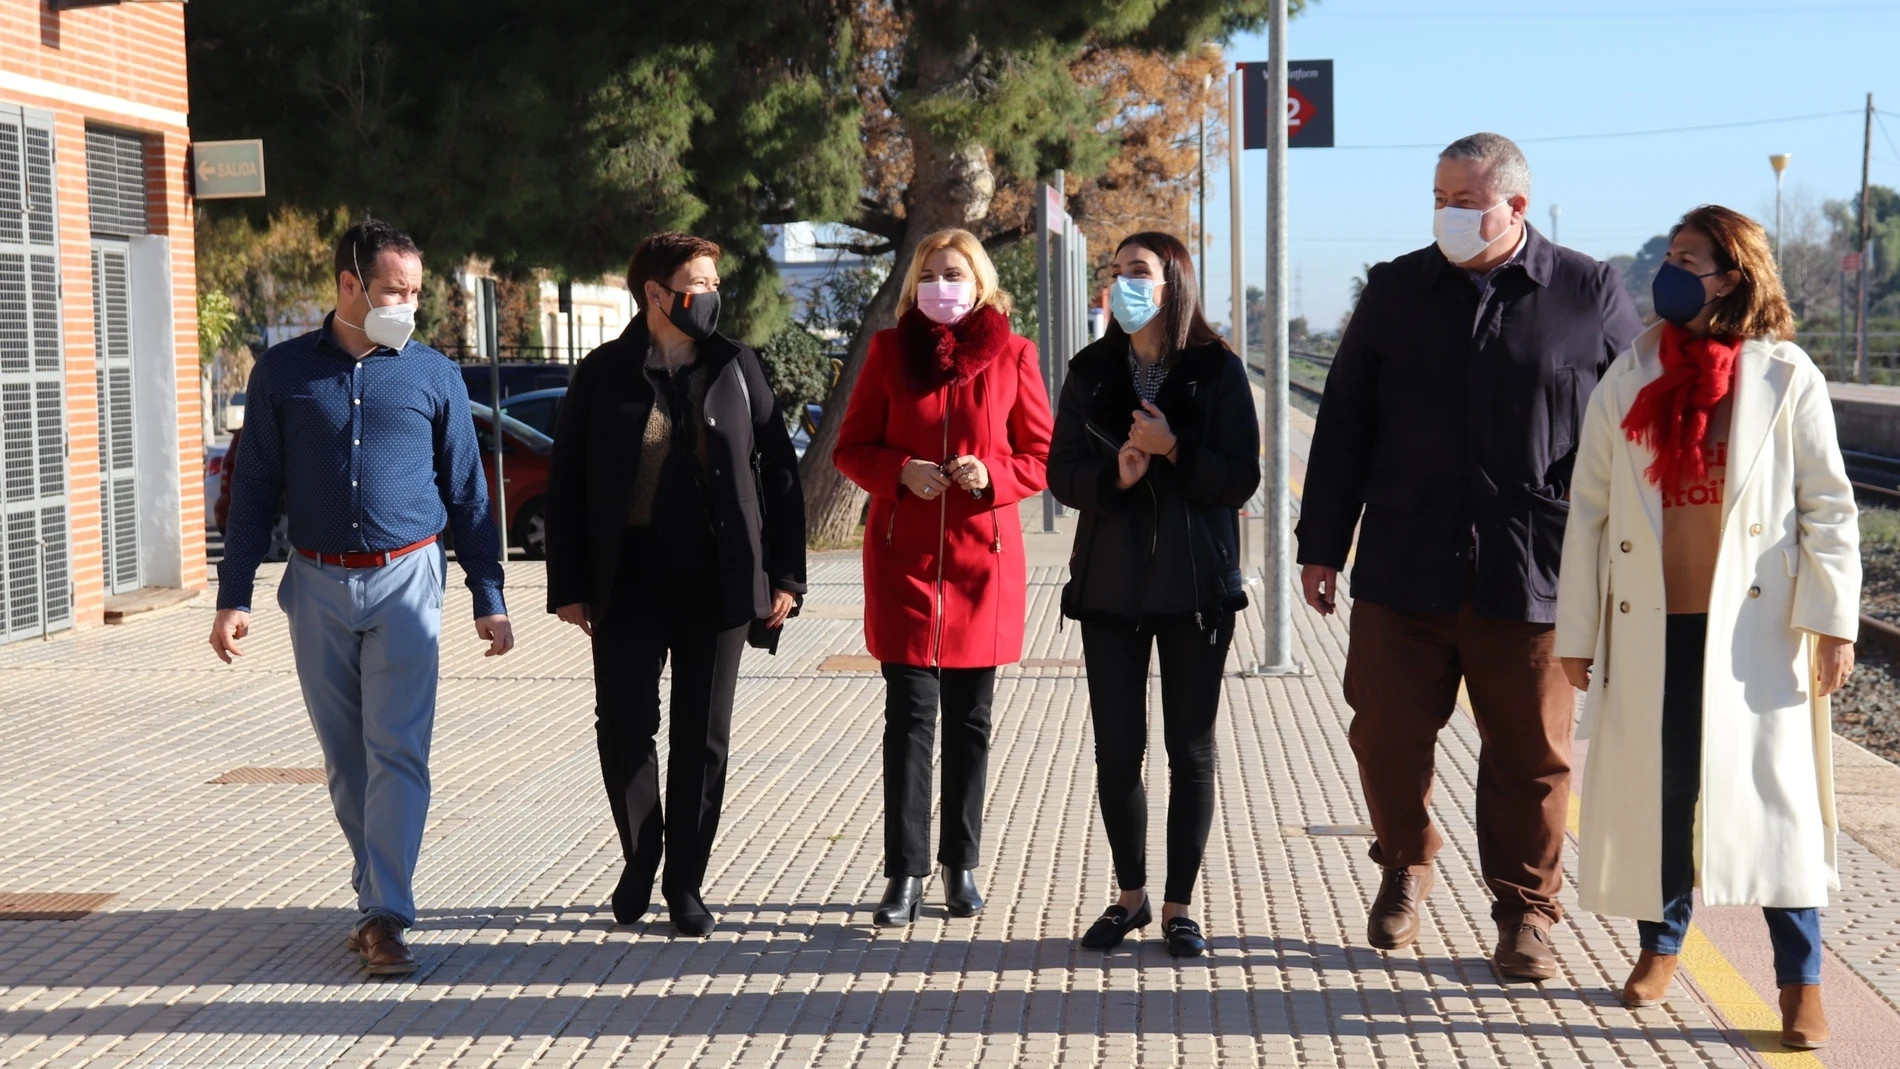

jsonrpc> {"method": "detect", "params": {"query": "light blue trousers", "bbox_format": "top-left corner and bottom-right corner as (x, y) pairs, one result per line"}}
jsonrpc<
(278, 545), (445, 929)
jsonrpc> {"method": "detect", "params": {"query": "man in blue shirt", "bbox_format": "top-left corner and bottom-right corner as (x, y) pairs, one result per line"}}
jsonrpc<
(210, 219), (514, 975)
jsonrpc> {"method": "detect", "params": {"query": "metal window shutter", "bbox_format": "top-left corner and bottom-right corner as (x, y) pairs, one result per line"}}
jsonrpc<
(91, 243), (136, 596)
(0, 106), (69, 643)
(84, 127), (147, 238)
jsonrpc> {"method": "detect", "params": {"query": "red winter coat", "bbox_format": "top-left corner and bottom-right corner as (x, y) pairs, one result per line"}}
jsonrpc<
(834, 306), (1054, 668)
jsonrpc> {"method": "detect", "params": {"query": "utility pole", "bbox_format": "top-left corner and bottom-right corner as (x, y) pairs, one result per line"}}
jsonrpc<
(1858, 93), (1874, 384)
(1257, 0), (1302, 677)
(1549, 204), (1560, 245)
(1198, 75), (1210, 287)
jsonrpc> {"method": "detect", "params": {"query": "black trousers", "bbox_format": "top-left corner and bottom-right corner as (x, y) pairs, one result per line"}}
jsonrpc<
(881, 663), (995, 878)
(590, 533), (747, 897)
(1081, 615), (1233, 905)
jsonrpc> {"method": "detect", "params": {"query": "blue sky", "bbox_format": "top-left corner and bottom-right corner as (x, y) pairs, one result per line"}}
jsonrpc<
(1201, 0), (1900, 332)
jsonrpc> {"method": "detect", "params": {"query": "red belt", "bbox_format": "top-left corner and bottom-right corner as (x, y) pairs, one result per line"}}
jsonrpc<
(296, 535), (438, 569)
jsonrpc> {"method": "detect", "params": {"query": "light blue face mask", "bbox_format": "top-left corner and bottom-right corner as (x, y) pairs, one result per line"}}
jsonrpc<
(1109, 276), (1162, 334)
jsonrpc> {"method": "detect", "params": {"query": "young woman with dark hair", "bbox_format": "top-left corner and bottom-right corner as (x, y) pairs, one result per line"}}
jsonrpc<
(1047, 231), (1260, 957)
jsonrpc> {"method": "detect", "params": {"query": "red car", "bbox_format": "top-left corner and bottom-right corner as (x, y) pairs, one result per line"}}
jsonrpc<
(216, 403), (553, 560)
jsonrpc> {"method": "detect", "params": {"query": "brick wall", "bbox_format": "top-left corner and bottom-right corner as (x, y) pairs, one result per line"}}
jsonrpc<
(1, 0), (200, 628)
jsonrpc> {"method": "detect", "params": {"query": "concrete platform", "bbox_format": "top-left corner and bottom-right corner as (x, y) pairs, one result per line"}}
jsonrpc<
(3, 477), (1900, 1066)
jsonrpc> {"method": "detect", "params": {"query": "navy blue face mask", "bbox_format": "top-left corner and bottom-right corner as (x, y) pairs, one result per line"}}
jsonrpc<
(1651, 261), (1726, 327)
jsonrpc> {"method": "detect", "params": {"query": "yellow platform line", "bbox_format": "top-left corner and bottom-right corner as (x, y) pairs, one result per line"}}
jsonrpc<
(1565, 784), (1818, 1065)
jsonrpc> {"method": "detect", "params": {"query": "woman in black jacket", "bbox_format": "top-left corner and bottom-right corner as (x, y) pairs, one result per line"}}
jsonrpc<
(1048, 231), (1260, 957)
(544, 232), (807, 937)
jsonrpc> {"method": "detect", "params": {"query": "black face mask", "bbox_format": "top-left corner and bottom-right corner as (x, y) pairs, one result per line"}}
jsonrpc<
(659, 286), (721, 341)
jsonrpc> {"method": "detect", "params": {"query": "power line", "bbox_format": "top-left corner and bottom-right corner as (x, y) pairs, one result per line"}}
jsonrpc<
(1330, 110), (1862, 152)
(1877, 111), (1900, 170)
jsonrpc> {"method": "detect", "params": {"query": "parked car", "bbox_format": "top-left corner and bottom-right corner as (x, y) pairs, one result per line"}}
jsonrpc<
(469, 402), (554, 559)
(461, 364), (573, 408)
(224, 390), (247, 431)
(202, 443), (228, 530)
(216, 404), (555, 561)
(498, 387), (565, 440)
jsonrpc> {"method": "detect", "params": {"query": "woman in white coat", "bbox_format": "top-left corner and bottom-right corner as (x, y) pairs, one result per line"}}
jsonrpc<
(1555, 205), (1859, 1051)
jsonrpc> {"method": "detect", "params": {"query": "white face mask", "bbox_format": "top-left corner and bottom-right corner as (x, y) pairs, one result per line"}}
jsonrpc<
(339, 246), (418, 350)
(360, 303), (417, 350)
(1433, 201), (1511, 265)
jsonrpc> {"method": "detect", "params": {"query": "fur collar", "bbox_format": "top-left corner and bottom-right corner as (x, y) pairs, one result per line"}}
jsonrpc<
(896, 304), (1011, 393)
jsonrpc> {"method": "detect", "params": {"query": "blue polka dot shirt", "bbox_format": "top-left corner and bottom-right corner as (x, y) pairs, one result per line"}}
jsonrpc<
(217, 316), (507, 618)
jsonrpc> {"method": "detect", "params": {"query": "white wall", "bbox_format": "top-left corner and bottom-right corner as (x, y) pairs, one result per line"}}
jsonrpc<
(129, 235), (183, 589)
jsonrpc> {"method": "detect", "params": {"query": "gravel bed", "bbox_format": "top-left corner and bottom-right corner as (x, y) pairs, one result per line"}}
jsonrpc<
(1836, 508), (1900, 763)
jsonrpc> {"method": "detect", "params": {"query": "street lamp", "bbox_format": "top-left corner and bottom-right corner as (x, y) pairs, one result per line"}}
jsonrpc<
(1770, 153), (1792, 268)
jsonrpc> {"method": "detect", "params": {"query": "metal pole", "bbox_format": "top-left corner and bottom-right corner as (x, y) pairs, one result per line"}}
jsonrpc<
(1864, 238), (1878, 384)
(1775, 169), (1785, 268)
(1228, 68), (1249, 581)
(1198, 76), (1209, 287)
(1549, 204), (1560, 246)
(1257, 0), (1301, 676)
(1858, 93), (1874, 384)
(1038, 180), (1055, 533)
(481, 278), (509, 557)
(1841, 266), (1850, 379)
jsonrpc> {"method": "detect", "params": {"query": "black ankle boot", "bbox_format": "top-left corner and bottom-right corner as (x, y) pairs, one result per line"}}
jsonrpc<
(873, 876), (924, 927)
(666, 890), (714, 937)
(942, 867), (984, 918)
(611, 862), (656, 925)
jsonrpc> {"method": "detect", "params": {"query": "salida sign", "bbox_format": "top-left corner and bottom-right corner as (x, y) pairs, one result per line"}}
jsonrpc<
(191, 140), (266, 200)
(1239, 60), (1334, 150)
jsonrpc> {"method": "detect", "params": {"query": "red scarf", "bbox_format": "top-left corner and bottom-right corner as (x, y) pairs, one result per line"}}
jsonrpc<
(1621, 323), (1741, 489)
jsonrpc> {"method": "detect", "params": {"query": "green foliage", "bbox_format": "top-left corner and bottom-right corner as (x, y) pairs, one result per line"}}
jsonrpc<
(1862, 506), (1900, 549)
(185, 0), (862, 342)
(197, 290), (239, 366)
(992, 239), (1039, 341)
(802, 262), (891, 349)
(757, 324), (832, 430)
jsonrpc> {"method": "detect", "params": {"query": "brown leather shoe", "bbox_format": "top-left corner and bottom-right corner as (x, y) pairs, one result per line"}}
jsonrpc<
(1779, 984), (1829, 1050)
(350, 916), (417, 976)
(1620, 950), (1679, 1007)
(1492, 919), (1558, 982)
(1366, 867), (1434, 950)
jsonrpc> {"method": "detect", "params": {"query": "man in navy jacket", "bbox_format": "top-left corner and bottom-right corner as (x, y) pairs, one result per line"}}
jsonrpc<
(1296, 133), (1642, 981)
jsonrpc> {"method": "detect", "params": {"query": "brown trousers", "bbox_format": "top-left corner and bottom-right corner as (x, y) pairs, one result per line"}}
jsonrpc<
(1342, 598), (1574, 926)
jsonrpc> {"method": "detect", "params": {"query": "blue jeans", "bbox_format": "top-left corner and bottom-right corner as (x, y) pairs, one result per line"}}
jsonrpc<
(1637, 613), (1823, 988)
(279, 546), (445, 930)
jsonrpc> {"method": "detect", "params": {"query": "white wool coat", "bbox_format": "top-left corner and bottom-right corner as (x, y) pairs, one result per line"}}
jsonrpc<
(1554, 323), (1860, 920)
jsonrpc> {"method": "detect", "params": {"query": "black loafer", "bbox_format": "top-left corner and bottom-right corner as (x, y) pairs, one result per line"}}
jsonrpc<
(666, 890), (714, 937)
(874, 877), (924, 927)
(1164, 916), (1206, 958)
(1079, 898), (1151, 950)
(942, 867), (984, 918)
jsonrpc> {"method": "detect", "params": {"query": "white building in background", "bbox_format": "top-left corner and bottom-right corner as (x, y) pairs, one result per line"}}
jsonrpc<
(535, 279), (635, 361)
(769, 222), (887, 333)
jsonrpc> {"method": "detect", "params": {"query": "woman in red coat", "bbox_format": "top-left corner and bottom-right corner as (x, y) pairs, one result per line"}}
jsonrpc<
(834, 227), (1053, 927)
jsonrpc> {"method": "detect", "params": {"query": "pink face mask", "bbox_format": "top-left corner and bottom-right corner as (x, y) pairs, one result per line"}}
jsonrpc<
(916, 279), (975, 325)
